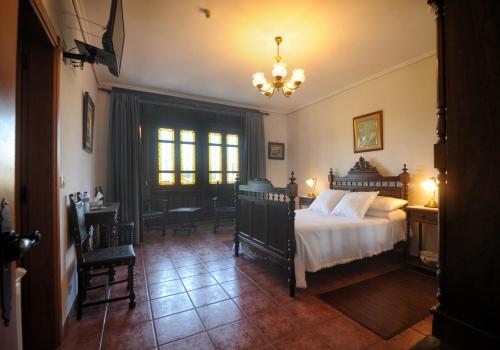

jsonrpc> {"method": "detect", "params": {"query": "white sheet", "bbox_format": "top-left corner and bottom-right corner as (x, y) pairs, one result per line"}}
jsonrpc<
(294, 209), (406, 288)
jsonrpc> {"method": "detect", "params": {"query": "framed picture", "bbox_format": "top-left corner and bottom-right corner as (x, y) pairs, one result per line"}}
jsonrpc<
(268, 142), (285, 160)
(353, 110), (383, 153)
(83, 92), (95, 153)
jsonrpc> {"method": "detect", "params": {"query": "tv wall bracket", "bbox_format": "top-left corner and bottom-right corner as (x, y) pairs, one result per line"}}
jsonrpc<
(63, 39), (117, 71)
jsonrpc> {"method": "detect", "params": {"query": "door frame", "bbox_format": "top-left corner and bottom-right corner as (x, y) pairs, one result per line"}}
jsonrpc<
(16, 0), (62, 348)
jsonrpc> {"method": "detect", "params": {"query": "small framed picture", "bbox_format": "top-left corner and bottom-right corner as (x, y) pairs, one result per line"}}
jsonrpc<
(268, 142), (285, 160)
(353, 110), (383, 153)
(83, 92), (95, 153)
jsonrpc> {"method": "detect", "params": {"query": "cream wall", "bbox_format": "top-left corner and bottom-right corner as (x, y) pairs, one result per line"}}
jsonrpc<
(40, 0), (111, 324)
(58, 63), (110, 322)
(264, 113), (288, 187)
(287, 56), (438, 253)
(287, 56), (437, 204)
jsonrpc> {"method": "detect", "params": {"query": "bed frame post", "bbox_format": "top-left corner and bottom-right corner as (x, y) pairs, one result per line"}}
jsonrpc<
(399, 164), (410, 201)
(286, 171), (298, 297)
(234, 174), (240, 257)
(328, 168), (334, 189)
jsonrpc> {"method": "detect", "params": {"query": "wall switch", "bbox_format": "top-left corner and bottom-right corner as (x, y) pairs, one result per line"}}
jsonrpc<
(60, 175), (65, 188)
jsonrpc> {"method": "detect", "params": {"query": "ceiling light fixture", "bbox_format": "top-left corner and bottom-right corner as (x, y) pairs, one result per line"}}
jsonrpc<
(252, 36), (305, 98)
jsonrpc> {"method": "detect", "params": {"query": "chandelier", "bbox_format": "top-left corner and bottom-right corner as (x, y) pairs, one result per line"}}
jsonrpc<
(252, 36), (305, 98)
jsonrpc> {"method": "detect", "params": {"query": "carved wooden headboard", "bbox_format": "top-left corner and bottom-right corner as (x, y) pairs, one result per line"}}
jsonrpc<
(328, 157), (410, 200)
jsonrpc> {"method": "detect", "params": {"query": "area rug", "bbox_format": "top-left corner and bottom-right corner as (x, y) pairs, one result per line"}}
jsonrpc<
(318, 269), (435, 339)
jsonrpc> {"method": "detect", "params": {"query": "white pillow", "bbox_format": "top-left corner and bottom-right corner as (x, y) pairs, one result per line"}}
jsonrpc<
(365, 208), (407, 220)
(308, 189), (348, 214)
(369, 196), (408, 212)
(331, 191), (379, 219)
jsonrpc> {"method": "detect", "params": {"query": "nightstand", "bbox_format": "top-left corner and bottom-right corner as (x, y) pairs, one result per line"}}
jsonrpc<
(299, 195), (316, 209)
(405, 205), (438, 272)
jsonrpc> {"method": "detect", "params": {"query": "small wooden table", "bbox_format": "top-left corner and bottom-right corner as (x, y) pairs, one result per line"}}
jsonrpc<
(85, 202), (120, 247)
(405, 205), (438, 272)
(299, 195), (316, 209)
(168, 207), (201, 234)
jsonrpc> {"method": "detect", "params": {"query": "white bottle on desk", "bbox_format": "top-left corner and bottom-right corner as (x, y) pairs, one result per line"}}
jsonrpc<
(83, 191), (90, 213)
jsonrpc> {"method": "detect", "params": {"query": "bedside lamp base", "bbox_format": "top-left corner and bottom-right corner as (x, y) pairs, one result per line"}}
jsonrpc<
(425, 198), (438, 208)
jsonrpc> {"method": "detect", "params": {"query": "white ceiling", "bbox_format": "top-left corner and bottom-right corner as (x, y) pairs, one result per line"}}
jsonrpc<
(73, 0), (435, 114)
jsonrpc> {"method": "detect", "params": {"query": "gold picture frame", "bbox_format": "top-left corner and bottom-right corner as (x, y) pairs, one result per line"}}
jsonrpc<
(268, 142), (285, 160)
(353, 110), (383, 153)
(83, 92), (95, 153)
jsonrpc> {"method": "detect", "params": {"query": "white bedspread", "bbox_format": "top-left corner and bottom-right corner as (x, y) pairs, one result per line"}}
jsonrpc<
(294, 209), (406, 288)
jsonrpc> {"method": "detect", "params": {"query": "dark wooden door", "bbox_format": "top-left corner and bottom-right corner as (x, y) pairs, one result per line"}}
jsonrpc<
(17, 1), (62, 348)
(430, 0), (500, 348)
(0, 0), (21, 349)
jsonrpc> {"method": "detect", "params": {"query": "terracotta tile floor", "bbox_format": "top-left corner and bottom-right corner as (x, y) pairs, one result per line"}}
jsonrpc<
(59, 222), (433, 350)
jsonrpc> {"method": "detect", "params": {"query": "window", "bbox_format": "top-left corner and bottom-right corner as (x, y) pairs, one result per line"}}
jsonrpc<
(158, 128), (196, 186)
(180, 130), (196, 185)
(226, 134), (239, 184)
(209, 132), (239, 184)
(158, 128), (175, 185)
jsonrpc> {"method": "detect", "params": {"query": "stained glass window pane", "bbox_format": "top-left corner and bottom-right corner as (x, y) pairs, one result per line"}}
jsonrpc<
(209, 173), (222, 185)
(180, 130), (195, 142)
(227, 173), (238, 184)
(181, 143), (195, 171)
(181, 173), (195, 185)
(158, 128), (174, 141)
(227, 146), (239, 172)
(209, 145), (222, 171)
(227, 134), (238, 146)
(209, 132), (222, 144)
(159, 173), (175, 185)
(159, 143), (175, 171)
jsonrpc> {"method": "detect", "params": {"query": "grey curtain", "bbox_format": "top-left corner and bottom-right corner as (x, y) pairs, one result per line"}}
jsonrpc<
(108, 91), (142, 243)
(241, 112), (266, 183)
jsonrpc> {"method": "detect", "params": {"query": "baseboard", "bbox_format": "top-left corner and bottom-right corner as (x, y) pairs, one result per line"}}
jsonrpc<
(431, 308), (500, 349)
(62, 297), (77, 337)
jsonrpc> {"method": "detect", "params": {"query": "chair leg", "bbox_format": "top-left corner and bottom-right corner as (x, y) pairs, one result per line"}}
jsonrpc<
(128, 262), (136, 308)
(214, 213), (219, 233)
(77, 270), (84, 320)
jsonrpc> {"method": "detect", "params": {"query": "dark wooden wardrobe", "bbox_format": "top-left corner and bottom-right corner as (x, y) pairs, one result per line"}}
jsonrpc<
(428, 0), (500, 348)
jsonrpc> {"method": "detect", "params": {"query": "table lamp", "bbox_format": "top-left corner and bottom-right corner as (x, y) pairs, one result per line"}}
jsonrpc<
(306, 177), (317, 197)
(421, 177), (438, 208)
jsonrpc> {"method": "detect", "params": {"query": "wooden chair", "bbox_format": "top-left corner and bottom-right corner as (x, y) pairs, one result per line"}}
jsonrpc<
(69, 198), (136, 320)
(212, 182), (236, 233)
(142, 186), (168, 235)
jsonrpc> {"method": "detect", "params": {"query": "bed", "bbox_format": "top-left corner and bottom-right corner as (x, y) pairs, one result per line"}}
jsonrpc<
(234, 157), (410, 296)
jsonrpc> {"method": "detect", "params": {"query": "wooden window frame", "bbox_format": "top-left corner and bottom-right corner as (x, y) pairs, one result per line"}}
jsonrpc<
(157, 128), (197, 187)
(208, 131), (240, 185)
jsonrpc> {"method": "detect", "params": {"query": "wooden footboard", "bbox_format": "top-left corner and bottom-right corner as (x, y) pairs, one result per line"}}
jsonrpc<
(234, 173), (298, 296)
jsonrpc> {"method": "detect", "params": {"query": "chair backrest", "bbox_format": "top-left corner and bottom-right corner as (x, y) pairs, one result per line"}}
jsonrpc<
(69, 198), (87, 265)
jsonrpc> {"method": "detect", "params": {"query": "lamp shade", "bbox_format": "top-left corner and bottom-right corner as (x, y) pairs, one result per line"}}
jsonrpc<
(421, 178), (437, 192)
(306, 178), (316, 188)
(252, 72), (267, 89)
(272, 62), (287, 79)
(291, 69), (305, 85)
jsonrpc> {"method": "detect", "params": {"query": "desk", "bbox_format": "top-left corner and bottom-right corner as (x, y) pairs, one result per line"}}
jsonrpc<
(168, 207), (201, 234)
(299, 195), (316, 209)
(85, 202), (120, 247)
(405, 205), (438, 272)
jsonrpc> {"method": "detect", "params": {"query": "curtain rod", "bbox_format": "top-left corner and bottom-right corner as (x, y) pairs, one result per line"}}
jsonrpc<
(98, 86), (269, 115)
